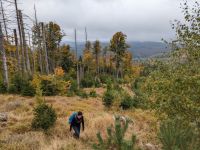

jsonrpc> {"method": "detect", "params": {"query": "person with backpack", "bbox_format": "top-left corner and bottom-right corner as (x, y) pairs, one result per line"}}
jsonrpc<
(69, 111), (84, 138)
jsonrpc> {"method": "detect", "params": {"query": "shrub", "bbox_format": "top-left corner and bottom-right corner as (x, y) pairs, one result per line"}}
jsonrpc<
(81, 76), (94, 88)
(103, 90), (114, 108)
(10, 74), (27, 94)
(76, 90), (88, 99)
(0, 81), (7, 93)
(99, 75), (114, 85)
(21, 82), (36, 97)
(89, 90), (97, 97)
(32, 103), (57, 132)
(120, 96), (134, 110)
(40, 80), (59, 96)
(66, 90), (75, 97)
(159, 119), (200, 150)
(69, 79), (78, 93)
(8, 84), (18, 94)
(93, 116), (137, 150)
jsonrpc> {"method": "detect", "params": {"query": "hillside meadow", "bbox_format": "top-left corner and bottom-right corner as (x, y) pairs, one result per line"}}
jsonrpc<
(0, 88), (159, 150)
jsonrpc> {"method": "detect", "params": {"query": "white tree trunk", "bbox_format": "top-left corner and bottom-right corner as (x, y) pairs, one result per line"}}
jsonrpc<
(0, 22), (8, 87)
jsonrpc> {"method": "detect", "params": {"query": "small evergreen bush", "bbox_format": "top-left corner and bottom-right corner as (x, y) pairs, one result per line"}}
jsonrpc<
(8, 84), (18, 94)
(21, 82), (36, 96)
(32, 103), (57, 132)
(10, 74), (27, 94)
(103, 90), (114, 108)
(120, 96), (134, 110)
(159, 119), (200, 150)
(76, 90), (88, 99)
(81, 76), (94, 88)
(89, 90), (97, 97)
(40, 80), (59, 96)
(0, 81), (7, 93)
(93, 116), (138, 150)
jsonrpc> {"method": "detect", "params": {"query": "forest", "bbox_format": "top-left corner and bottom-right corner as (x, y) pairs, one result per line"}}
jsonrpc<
(0, 0), (199, 150)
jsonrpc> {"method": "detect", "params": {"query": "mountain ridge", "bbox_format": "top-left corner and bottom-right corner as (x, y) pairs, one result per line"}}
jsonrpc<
(62, 41), (170, 58)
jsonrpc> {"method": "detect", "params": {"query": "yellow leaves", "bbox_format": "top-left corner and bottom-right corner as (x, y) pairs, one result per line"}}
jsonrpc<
(31, 74), (42, 88)
(31, 73), (71, 96)
(131, 65), (143, 78)
(4, 41), (16, 52)
(54, 67), (64, 77)
(83, 49), (93, 65)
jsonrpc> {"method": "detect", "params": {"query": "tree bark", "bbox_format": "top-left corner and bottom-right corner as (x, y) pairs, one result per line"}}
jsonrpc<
(18, 10), (31, 74)
(14, 0), (26, 73)
(0, 22), (8, 87)
(13, 29), (21, 72)
(75, 29), (80, 89)
(41, 22), (49, 74)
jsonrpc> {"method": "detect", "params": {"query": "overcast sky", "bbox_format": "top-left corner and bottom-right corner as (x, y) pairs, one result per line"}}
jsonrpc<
(19, 0), (186, 42)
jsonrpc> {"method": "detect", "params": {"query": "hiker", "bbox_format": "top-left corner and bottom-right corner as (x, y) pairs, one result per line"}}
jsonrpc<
(69, 111), (84, 138)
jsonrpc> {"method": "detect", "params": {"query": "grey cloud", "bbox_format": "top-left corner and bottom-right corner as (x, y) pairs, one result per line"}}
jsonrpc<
(19, 0), (186, 42)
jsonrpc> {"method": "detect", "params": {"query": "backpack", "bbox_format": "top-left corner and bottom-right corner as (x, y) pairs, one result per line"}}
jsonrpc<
(68, 112), (77, 124)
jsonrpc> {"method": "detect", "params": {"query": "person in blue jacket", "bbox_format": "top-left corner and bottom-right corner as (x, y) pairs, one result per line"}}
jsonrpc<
(69, 111), (84, 138)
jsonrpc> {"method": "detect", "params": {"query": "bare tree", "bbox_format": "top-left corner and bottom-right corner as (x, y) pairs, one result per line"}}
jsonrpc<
(14, 0), (26, 73)
(41, 22), (49, 74)
(19, 10), (31, 74)
(13, 29), (21, 71)
(0, 22), (8, 87)
(75, 29), (80, 89)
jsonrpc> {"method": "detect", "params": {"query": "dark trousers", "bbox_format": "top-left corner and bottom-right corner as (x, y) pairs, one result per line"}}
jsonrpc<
(72, 125), (80, 138)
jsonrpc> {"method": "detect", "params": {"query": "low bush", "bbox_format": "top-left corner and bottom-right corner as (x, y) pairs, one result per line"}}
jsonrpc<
(103, 90), (114, 108)
(76, 90), (88, 99)
(0, 81), (7, 93)
(159, 119), (200, 150)
(21, 83), (36, 97)
(89, 90), (97, 97)
(40, 80), (59, 96)
(120, 96), (134, 110)
(93, 116), (137, 150)
(99, 74), (114, 85)
(81, 76), (94, 88)
(8, 84), (18, 94)
(69, 79), (78, 93)
(10, 74), (27, 94)
(32, 103), (57, 132)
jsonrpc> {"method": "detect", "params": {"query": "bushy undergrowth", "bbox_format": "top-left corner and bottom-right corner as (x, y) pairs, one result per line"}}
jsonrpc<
(89, 90), (97, 97)
(103, 90), (114, 108)
(0, 81), (7, 93)
(81, 74), (101, 88)
(120, 96), (134, 110)
(32, 102), (57, 132)
(41, 79), (59, 96)
(76, 90), (88, 99)
(7, 74), (36, 96)
(159, 119), (200, 150)
(93, 116), (138, 150)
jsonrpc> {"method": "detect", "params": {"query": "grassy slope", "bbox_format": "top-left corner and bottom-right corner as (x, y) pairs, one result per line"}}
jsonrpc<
(0, 89), (159, 150)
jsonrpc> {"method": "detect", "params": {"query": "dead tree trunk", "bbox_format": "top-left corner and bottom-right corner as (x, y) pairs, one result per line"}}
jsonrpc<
(14, 29), (21, 72)
(18, 10), (31, 74)
(34, 5), (43, 73)
(14, 0), (25, 73)
(0, 22), (8, 87)
(75, 29), (80, 89)
(0, 0), (8, 41)
(41, 22), (49, 74)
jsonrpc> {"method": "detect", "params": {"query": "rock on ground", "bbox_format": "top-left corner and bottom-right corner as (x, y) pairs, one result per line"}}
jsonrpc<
(145, 143), (156, 150)
(0, 112), (8, 122)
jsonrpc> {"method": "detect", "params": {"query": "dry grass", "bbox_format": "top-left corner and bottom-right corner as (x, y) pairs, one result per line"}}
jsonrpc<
(0, 94), (160, 150)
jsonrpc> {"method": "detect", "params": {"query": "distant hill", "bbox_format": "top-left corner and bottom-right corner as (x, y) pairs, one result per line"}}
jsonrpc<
(62, 41), (170, 58)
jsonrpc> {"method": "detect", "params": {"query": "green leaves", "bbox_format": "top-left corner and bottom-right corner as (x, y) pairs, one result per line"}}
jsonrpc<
(93, 116), (137, 150)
